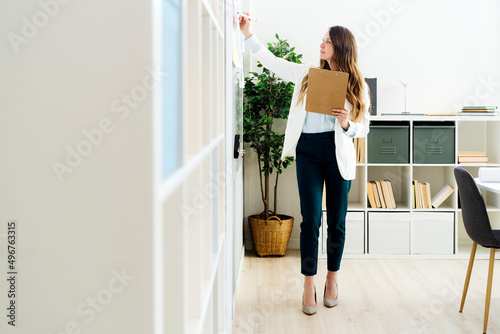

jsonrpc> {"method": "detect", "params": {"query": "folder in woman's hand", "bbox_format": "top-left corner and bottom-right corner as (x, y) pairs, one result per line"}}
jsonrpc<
(305, 67), (349, 115)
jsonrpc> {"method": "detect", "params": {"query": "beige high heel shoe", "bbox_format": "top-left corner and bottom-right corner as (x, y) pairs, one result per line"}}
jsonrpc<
(302, 287), (317, 315)
(324, 283), (338, 308)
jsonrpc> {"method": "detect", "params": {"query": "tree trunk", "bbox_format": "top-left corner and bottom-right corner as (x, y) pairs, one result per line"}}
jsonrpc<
(264, 170), (270, 219)
(262, 76), (274, 220)
(258, 158), (265, 204)
(258, 159), (270, 220)
(274, 172), (279, 215)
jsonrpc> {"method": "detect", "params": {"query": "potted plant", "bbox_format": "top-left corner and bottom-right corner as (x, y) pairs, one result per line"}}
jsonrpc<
(243, 34), (303, 256)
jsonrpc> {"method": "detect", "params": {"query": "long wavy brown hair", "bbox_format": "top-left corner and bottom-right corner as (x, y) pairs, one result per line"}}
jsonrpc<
(297, 26), (368, 122)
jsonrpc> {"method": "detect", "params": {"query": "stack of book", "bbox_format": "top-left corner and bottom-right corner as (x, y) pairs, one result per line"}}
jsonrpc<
(367, 179), (396, 209)
(458, 152), (488, 164)
(354, 138), (365, 163)
(459, 106), (498, 116)
(412, 180), (432, 209)
(412, 180), (454, 209)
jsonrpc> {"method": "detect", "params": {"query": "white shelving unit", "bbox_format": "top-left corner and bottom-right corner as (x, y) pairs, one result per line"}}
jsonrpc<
(160, 0), (232, 333)
(319, 115), (500, 259)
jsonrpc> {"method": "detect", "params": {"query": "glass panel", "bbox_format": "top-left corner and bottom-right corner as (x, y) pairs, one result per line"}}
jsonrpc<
(162, 0), (181, 179)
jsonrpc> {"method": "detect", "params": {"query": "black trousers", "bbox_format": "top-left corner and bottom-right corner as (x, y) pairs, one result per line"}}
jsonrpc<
(296, 131), (351, 276)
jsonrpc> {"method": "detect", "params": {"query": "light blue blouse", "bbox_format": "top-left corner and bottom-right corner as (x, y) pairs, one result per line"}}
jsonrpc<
(302, 112), (336, 133)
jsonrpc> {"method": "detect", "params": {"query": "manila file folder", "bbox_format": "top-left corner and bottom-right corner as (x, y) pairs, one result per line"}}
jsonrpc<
(305, 68), (349, 115)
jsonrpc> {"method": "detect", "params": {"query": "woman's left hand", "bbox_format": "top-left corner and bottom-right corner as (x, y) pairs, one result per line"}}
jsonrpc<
(332, 108), (350, 131)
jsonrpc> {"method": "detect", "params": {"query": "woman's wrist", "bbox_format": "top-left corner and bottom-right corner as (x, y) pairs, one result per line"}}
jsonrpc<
(243, 32), (253, 40)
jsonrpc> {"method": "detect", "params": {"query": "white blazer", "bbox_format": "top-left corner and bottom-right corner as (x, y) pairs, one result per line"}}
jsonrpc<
(251, 43), (371, 180)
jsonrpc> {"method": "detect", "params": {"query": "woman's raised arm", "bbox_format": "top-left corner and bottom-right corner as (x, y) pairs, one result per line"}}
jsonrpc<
(239, 13), (309, 83)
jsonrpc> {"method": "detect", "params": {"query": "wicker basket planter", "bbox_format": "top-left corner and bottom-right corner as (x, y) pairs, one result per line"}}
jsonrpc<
(249, 214), (294, 257)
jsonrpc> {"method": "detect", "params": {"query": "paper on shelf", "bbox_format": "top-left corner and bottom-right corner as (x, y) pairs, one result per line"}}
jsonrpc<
(478, 167), (500, 182)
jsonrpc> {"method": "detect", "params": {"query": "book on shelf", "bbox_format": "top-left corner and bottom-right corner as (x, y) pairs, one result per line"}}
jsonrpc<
(423, 182), (432, 209)
(371, 182), (381, 208)
(413, 180), (434, 209)
(359, 137), (365, 163)
(431, 185), (454, 208)
(419, 183), (427, 208)
(367, 181), (377, 208)
(381, 180), (392, 208)
(354, 137), (365, 163)
(385, 179), (397, 209)
(460, 106), (498, 116)
(462, 106), (497, 111)
(354, 138), (358, 162)
(367, 179), (396, 209)
(419, 183), (425, 208)
(458, 152), (487, 157)
(374, 180), (386, 209)
(411, 183), (415, 209)
(413, 180), (420, 209)
(367, 181), (381, 208)
(458, 156), (488, 163)
(458, 151), (488, 163)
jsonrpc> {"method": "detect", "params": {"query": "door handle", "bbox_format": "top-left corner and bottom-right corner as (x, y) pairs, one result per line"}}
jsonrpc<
(234, 134), (241, 159)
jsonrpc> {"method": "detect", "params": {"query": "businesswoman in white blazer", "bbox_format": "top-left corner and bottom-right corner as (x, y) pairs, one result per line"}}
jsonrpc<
(240, 15), (370, 315)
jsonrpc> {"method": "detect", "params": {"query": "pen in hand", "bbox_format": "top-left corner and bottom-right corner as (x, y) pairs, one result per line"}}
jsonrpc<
(237, 12), (257, 22)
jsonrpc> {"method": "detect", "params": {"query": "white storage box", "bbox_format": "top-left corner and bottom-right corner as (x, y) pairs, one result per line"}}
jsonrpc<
(320, 211), (365, 256)
(368, 212), (410, 254)
(411, 212), (454, 254)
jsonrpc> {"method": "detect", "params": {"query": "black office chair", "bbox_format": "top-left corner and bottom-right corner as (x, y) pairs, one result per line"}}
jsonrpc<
(454, 167), (500, 334)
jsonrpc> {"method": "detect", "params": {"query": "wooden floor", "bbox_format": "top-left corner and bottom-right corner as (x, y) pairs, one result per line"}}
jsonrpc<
(233, 250), (500, 334)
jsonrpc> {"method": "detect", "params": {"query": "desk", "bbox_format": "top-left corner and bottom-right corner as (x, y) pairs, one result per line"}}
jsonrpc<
(475, 179), (500, 194)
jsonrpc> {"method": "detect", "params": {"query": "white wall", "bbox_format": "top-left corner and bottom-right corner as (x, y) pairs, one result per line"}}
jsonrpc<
(243, 0), (500, 249)
(0, 1), (154, 333)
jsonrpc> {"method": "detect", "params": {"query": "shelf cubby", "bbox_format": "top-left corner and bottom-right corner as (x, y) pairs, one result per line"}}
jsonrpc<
(458, 165), (500, 210)
(367, 165), (411, 209)
(412, 165), (456, 209)
(457, 120), (500, 164)
(348, 165), (367, 209)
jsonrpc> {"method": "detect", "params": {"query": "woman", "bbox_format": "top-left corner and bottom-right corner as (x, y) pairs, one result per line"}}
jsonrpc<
(240, 15), (370, 315)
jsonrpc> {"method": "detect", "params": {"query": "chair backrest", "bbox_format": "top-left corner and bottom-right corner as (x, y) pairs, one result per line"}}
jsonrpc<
(454, 167), (500, 248)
